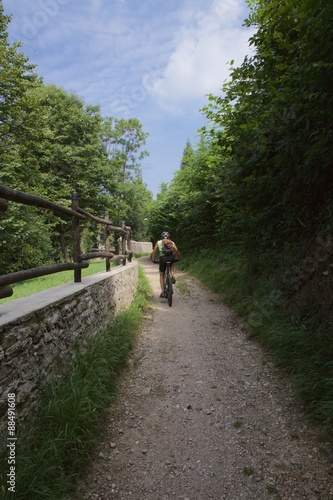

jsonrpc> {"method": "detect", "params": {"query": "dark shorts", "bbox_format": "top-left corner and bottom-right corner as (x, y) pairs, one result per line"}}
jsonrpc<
(159, 254), (175, 273)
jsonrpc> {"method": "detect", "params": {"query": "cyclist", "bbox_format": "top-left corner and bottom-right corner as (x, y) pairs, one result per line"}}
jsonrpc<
(151, 231), (180, 297)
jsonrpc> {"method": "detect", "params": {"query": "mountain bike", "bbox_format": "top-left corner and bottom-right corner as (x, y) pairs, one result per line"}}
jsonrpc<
(163, 260), (173, 307)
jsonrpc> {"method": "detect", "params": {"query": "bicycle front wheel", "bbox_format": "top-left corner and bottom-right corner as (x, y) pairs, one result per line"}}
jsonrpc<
(167, 275), (173, 307)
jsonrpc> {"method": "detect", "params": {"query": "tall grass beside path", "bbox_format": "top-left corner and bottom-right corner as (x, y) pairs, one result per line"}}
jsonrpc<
(178, 247), (333, 436)
(0, 266), (152, 500)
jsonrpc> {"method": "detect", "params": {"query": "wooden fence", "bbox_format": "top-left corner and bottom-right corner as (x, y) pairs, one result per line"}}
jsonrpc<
(0, 185), (133, 300)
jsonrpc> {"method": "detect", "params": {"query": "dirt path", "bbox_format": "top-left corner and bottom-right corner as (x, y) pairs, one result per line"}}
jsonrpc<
(75, 257), (333, 499)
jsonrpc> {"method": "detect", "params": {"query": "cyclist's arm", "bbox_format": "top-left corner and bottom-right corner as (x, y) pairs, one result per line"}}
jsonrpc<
(151, 242), (159, 261)
(173, 244), (180, 259)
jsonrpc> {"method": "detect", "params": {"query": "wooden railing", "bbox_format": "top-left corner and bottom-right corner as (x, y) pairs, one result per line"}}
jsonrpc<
(0, 185), (133, 300)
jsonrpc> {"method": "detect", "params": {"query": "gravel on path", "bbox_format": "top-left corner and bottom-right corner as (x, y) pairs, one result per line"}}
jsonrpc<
(75, 257), (333, 500)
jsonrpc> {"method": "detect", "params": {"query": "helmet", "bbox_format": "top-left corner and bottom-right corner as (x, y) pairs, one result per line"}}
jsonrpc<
(161, 231), (169, 239)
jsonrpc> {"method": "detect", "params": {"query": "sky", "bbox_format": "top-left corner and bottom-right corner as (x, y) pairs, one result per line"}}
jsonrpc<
(3, 0), (253, 198)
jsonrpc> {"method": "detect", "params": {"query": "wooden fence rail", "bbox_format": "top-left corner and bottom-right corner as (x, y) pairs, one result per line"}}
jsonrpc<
(0, 185), (133, 300)
(0, 185), (85, 219)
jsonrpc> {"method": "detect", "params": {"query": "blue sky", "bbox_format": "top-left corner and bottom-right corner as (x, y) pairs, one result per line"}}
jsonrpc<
(3, 0), (253, 197)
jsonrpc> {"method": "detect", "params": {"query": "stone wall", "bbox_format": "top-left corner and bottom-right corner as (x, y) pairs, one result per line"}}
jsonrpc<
(117, 239), (152, 255)
(0, 261), (138, 433)
(130, 240), (153, 254)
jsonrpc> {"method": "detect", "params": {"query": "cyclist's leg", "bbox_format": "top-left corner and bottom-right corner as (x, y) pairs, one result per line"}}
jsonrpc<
(170, 258), (176, 282)
(159, 271), (165, 295)
(167, 272), (173, 306)
(159, 256), (167, 296)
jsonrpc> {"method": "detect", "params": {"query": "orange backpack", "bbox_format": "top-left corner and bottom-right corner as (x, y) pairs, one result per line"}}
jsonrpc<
(162, 239), (174, 256)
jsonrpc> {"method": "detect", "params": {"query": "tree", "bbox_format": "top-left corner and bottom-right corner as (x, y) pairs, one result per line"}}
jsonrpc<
(31, 85), (107, 207)
(0, 4), (56, 273)
(102, 117), (149, 183)
(180, 139), (194, 170)
(113, 179), (153, 241)
(201, 0), (333, 244)
(0, 2), (153, 273)
(150, 135), (217, 250)
(100, 116), (152, 238)
(0, 3), (45, 190)
(17, 84), (112, 261)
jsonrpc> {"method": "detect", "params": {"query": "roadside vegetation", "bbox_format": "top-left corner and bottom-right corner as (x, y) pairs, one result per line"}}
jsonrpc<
(178, 248), (333, 431)
(150, 0), (333, 433)
(0, 267), (152, 500)
(0, 260), (108, 303)
(0, 2), (153, 278)
(1, 256), (150, 303)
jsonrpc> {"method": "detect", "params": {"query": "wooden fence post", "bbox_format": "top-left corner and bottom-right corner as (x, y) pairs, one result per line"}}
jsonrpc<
(72, 193), (81, 283)
(105, 210), (111, 272)
(121, 220), (127, 266)
(0, 286), (13, 299)
(127, 227), (132, 262)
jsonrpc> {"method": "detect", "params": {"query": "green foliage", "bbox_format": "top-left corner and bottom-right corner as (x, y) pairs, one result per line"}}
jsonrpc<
(151, 0), (333, 271)
(0, 5), (42, 186)
(106, 178), (153, 240)
(149, 134), (217, 250)
(0, 5), (153, 275)
(0, 205), (57, 274)
(200, 0), (333, 244)
(151, 0), (333, 432)
(101, 117), (152, 238)
(0, 266), (152, 500)
(102, 117), (149, 183)
(180, 139), (195, 170)
(29, 84), (108, 209)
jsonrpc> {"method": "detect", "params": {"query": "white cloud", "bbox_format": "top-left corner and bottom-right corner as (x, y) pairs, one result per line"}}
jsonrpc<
(4, 0), (252, 117)
(149, 0), (251, 110)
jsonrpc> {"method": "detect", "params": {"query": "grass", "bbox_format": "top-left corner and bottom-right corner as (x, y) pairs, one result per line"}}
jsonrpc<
(243, 466), (254, 476)
(1, 260), (110, 303)
(233, 420), (243, 429)
(178, 246), (333, 435)
(0, 266), (152, 500)
(175, 276), (190, 295)
(2, 255), (150, 304)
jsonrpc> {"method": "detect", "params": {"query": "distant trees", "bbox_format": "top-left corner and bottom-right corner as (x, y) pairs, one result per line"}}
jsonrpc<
(0, 3), (152, 274)
(102, 117), (149, 183)
(101, 116), (152, 240)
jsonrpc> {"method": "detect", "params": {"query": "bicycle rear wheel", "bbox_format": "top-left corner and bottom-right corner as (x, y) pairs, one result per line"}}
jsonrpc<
(167, 275), (173, 307)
